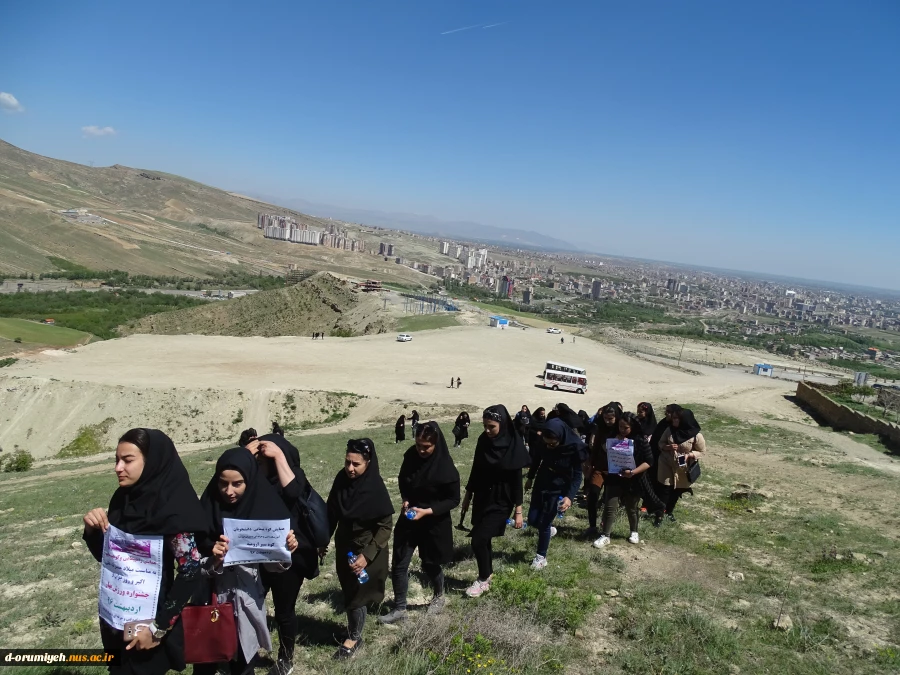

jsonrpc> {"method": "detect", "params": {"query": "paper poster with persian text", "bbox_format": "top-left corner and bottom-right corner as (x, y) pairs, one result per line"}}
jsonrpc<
(605, 438), (637, 475)
(223, 518), (291, 566)
(98, 524), (164, 630)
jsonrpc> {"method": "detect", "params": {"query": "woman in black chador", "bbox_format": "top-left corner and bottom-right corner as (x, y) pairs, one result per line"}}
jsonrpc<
(379, 422), (460, 624)
(460, 405), (530, 598)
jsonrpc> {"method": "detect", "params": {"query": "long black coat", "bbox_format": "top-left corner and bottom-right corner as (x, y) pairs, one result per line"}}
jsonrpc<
(465, 452), (524, 539)
(394, 476), (460, 564)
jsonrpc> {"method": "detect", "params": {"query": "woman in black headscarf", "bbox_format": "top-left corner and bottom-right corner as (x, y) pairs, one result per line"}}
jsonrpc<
(379, 422), (460, 624)
(82, 429), (208, 675)
(585, 403), (621, 537)
(324, 439), (395, 660)
(410, 410), (420, 436)
(452, 411), (471, 448)
(395, 415), (406, 444)
(655, 408), (706, 526)
(197, 447), (298, 675)
(237, 428), (258, 447)
(252, 434), (321, 673)
(524, 418), (587, 569)
(636, 403), (657, 441)
(460, 405), (530, 598)
(514, 405), (531, 436)
(592, 412), (655, 549)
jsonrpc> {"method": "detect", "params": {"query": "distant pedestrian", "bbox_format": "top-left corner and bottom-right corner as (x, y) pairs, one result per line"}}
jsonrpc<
(452, 411), (470, 448)
(395, 415), (406, 444)
(410, 410), (420, 436)
(456, 377), (461, 389)
(560, 337), (564, 345)
(572, 336), (575, 343)
(450, 377), (455, 389)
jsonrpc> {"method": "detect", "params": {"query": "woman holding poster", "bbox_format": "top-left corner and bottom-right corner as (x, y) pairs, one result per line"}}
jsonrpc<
(252, 433), (321, 675)
(82, 429), (208, 675)
(198, 446), (298, 675)
(324, 439), (395, 661)
(591, 413), (654, 549)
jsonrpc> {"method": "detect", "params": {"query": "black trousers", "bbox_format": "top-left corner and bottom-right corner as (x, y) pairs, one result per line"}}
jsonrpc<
(261, 567), (304, 661)
(348, 606), (367, 641)
(587, 485), (602, 529)
(655, 484), (690, 515)
(391, 539), (444, 610)
(471, 536), (494, 580)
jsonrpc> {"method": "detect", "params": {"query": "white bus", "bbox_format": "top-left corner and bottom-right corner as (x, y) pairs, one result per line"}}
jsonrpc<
(544, 361), (588, 394)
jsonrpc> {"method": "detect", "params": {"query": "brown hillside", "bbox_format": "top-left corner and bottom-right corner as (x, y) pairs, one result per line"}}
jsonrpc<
(121, 272), (394, 337)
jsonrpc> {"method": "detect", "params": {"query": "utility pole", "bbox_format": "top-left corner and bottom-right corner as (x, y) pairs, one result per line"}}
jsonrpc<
(677, 338), (687, 368)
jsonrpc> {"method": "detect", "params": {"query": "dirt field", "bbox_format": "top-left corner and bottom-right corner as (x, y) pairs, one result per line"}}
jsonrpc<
(1, 323), (828, 458)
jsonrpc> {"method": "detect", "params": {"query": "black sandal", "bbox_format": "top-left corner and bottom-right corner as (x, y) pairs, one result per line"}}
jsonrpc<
(332, 638), (363, 661)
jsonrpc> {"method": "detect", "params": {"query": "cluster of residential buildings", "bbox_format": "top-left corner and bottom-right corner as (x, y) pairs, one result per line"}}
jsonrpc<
(257, 213), (364, 252)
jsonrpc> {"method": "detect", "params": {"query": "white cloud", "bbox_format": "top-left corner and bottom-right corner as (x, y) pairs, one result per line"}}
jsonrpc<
(81, 125), (117, 138)
(0, 92), (24, 113)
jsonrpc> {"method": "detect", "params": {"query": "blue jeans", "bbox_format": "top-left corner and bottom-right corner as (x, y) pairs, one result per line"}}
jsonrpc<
(528, 492), (561, 557)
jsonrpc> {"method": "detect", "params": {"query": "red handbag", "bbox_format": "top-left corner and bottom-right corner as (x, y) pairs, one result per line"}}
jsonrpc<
(181, 589), (238, 664)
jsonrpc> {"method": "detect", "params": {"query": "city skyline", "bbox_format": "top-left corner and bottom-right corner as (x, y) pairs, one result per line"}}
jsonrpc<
(1, 1), (898, 288)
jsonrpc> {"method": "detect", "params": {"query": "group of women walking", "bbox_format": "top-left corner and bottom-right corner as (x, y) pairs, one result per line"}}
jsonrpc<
(82, 400), (704, 674)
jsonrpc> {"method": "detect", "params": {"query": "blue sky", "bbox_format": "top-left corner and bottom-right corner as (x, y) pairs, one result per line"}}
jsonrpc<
(1, 1), (898, 289)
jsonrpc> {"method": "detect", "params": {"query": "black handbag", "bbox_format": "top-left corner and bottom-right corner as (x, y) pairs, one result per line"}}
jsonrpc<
(687, 459), (702, 484)
(686, 438), (701, 483)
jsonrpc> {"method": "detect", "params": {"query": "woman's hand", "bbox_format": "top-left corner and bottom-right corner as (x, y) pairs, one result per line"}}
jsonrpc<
(126, 627), (161, 651)
(211, 535), (229, 565)
(666, 443), (679, 453)
(560, 497), (572, 513)
(83, 508), (109, 533)
(258, 441), (284, 461)
(514, 510), (524, 529)
(409, 507), (432, 521)
(244, 439), (261, 455)
(401, 501), (410, 514)
(349, 553), (368, 574)
(460, 491), (472, 514)
(317, 546), (329, 561)
(286, 530), (298, 553)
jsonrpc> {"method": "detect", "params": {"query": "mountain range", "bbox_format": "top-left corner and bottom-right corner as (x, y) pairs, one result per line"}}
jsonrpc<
(245, 193), (577, 251)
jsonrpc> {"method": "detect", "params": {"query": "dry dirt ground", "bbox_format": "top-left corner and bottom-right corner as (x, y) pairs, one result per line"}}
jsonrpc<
(2, 323), (896, 474)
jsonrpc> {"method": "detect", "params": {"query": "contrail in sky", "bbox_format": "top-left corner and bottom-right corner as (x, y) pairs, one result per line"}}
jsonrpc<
(441, 24), (482, 35)
(483, 21), (510, 29)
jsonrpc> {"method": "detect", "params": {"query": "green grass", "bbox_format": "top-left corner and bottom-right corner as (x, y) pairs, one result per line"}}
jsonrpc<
(0, 317), (92, 346)
(396, 314), (460, 332)
(0, 290), (206, 339)
(1, 410), (899, 675)
(56, 418), (116, 458)
(826, 359), (900, 380)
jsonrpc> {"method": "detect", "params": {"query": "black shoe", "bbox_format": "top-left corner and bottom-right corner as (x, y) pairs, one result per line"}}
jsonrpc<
(666, 513), (677, 523)
(332, 638), (363, 661)
(653, 515), (662, 528)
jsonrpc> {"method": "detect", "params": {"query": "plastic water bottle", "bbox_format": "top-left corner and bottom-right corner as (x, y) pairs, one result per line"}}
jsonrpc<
(557, 496), (566, 519)
(405, 508), (417, 520)
(506, 518), (527, 530)
(347, 552), (369, 584)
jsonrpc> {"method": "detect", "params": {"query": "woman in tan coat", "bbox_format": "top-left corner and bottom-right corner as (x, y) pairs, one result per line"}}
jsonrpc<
(654, 408), (706, 526)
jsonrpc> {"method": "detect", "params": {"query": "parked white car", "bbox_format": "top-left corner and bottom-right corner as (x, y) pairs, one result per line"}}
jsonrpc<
(546, 327), (562, 334)
(396, 333), (413, 342)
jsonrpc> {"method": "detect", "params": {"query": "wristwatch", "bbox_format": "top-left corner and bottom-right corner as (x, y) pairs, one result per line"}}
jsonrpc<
(148, 622), (168, 639)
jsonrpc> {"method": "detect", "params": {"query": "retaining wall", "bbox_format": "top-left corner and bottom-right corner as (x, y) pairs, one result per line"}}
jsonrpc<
(795, 381), (900, 446)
